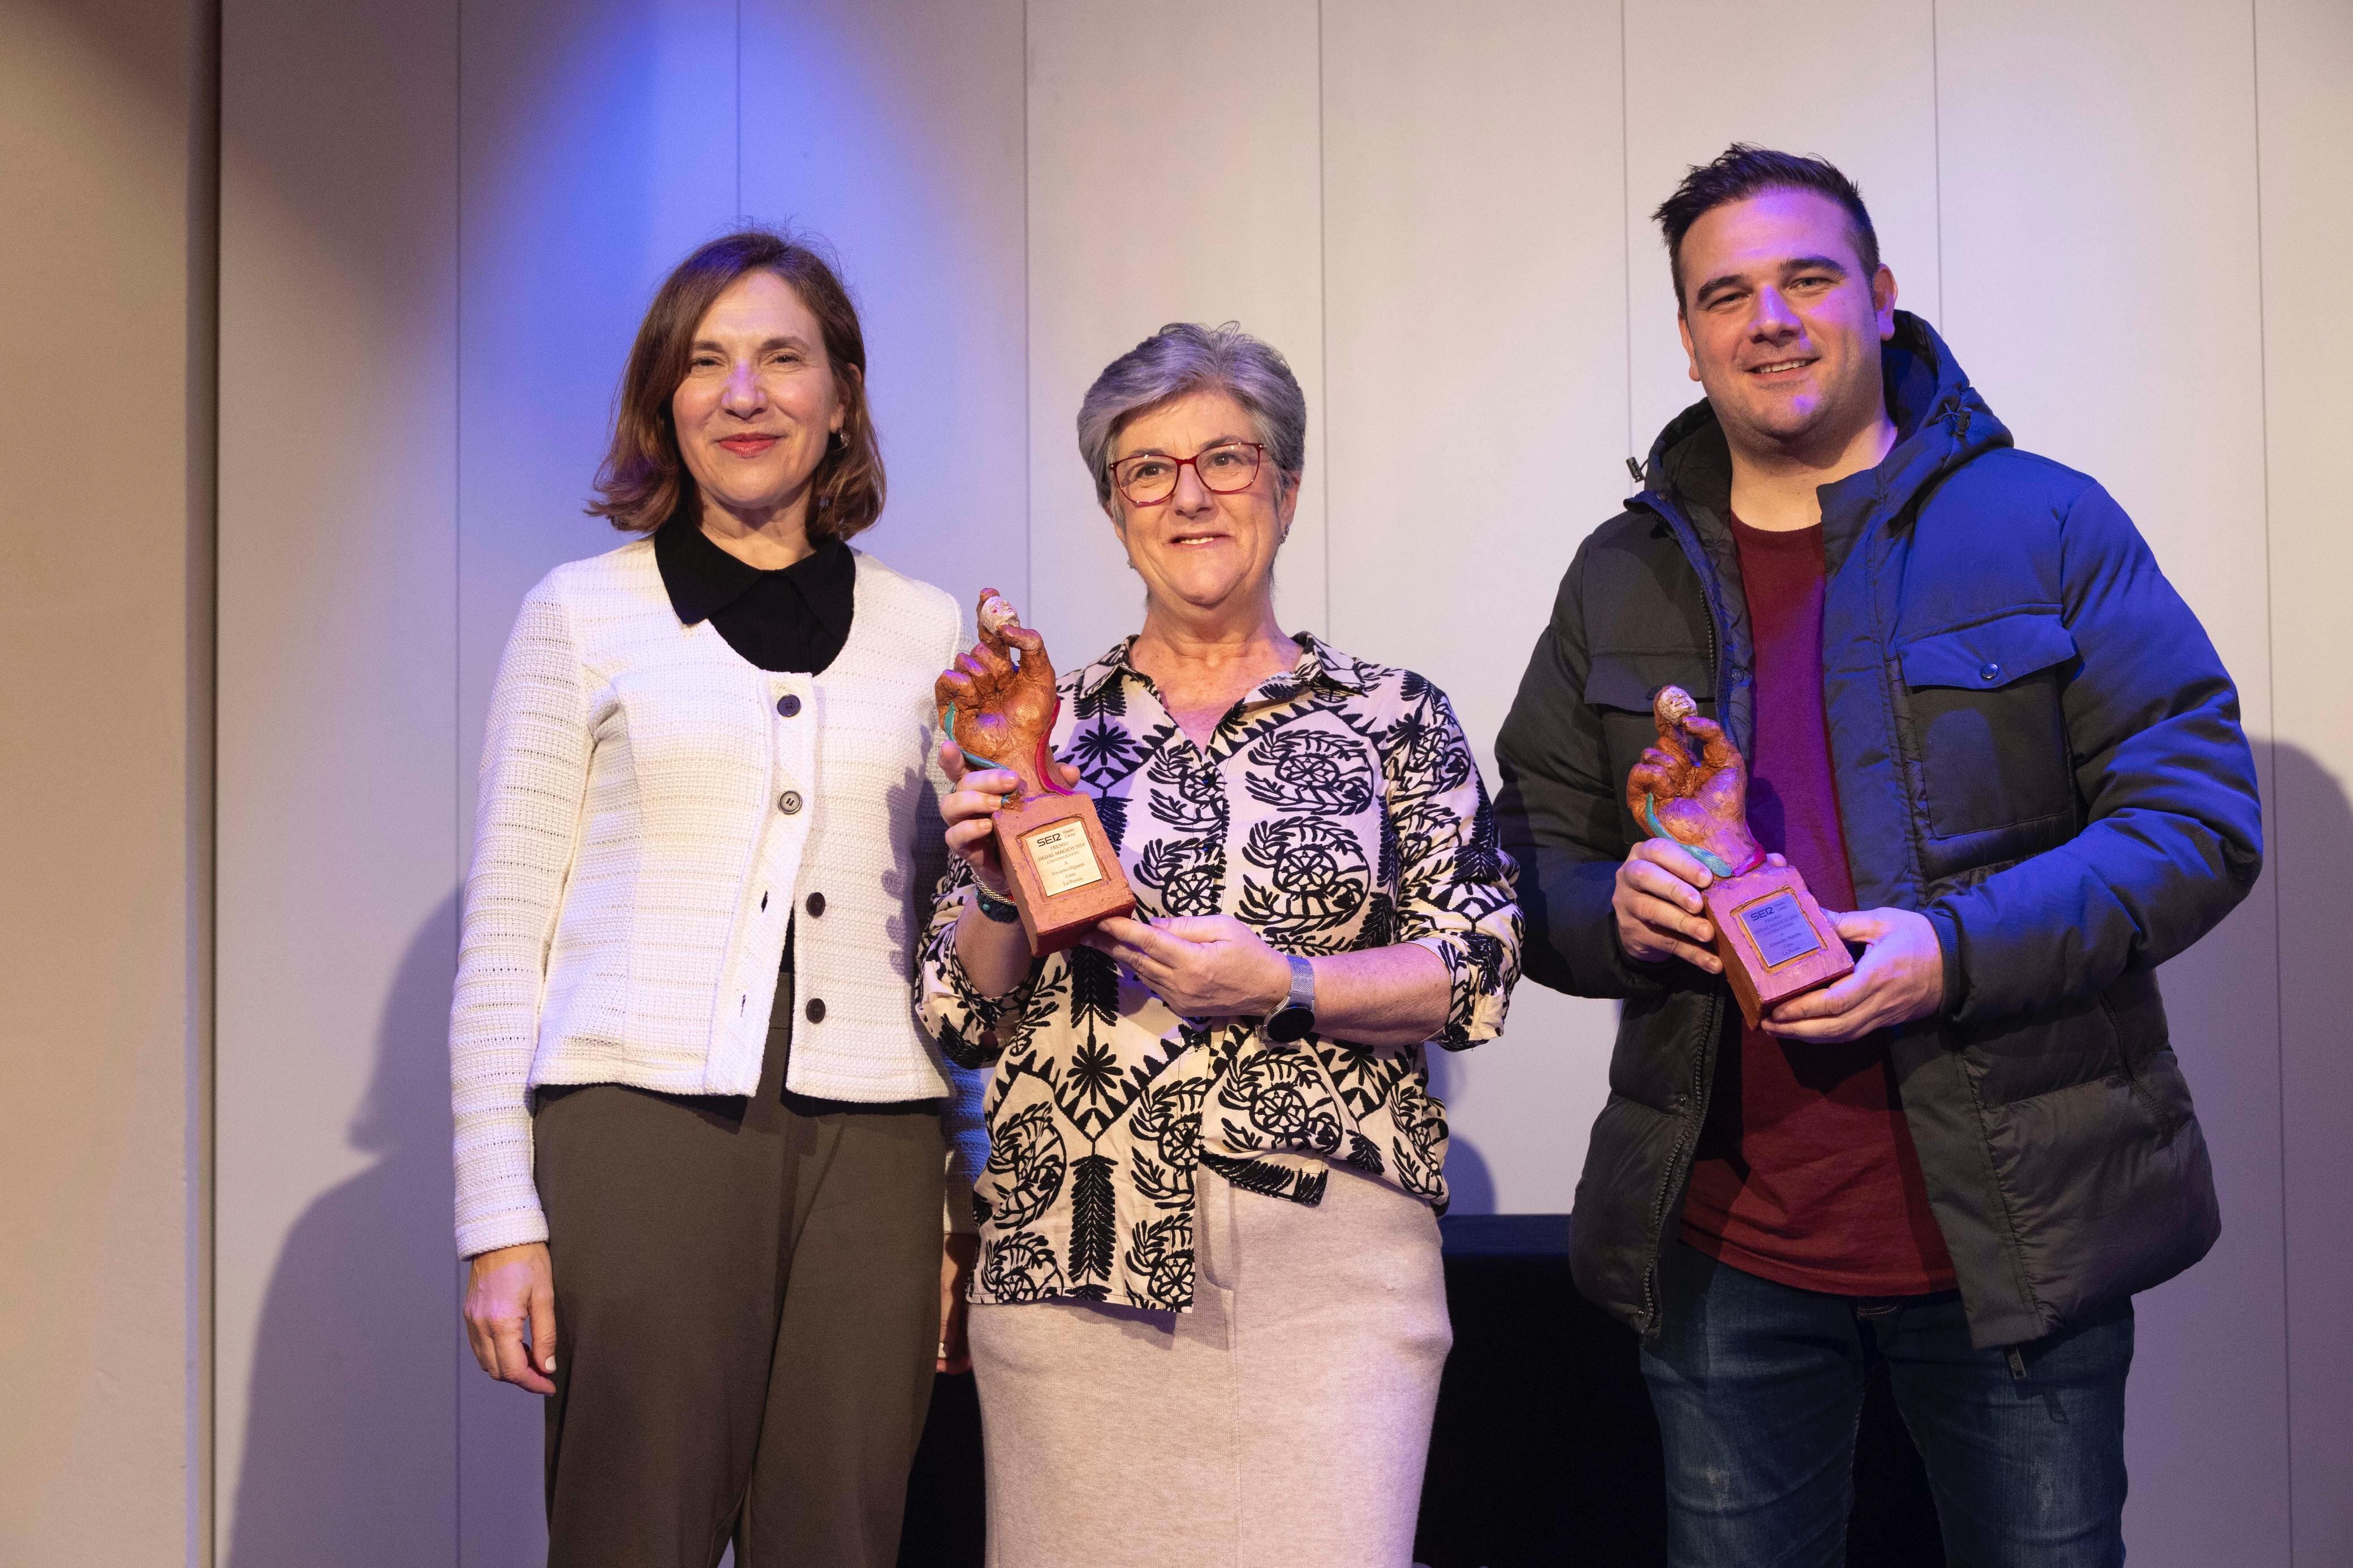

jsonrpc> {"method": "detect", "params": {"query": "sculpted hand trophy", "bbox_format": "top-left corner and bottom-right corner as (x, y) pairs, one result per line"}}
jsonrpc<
(1628, 686), (1851, 1026)
(936, 590), (1134, 955)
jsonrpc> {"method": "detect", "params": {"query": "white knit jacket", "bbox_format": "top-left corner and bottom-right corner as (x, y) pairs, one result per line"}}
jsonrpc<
(450, 538), (983, 1258)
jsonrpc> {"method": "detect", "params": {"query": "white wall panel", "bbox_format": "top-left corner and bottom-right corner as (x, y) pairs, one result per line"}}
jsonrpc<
(1025, 0), (1326, 662)
(741, 0), (1029, 615)
(1937, 6), (2286, 1563)
(451, 10), (738, 1554)
(1320, 2), (1627, 1212)
(1622, 0), (1942, 450)
(2257, 0), (2353, 1560)
(217, 2), (460, 1562)
(454, 0), (738, 852)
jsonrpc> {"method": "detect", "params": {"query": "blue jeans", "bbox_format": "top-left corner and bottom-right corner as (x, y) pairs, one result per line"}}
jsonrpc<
(1641, 1242), (2132, 1567)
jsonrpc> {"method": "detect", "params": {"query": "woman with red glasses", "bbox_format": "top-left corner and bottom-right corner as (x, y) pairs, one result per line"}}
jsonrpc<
(918, 322), (1523, 1566)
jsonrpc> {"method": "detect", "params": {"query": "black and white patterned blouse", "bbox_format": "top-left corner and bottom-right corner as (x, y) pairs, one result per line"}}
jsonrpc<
(919, 633), (1522, 1310)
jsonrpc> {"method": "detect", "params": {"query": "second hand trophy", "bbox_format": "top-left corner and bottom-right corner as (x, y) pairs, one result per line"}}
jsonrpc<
(1628, 685), (1851, 1026)
(936, 589), (1134, 956)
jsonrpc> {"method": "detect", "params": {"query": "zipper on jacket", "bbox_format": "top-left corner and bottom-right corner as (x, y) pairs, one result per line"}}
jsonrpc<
(1628, 490), (1739, 1337)
(1639, 491), (1733, 745)
(1702, 598), (1720, 707)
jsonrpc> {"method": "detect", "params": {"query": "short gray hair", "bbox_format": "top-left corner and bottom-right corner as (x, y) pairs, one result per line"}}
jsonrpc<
(1076, 322), (1308, 509)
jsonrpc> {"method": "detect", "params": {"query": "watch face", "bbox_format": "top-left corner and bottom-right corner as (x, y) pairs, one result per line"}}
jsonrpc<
(1266, 1005), (1313, 1044)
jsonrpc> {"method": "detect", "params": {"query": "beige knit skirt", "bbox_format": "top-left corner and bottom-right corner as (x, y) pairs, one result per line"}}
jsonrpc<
(966, 1164), (1452, 1568)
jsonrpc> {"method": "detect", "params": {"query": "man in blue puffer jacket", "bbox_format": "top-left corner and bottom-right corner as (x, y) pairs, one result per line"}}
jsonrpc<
(1494, 145), (2262, 1567)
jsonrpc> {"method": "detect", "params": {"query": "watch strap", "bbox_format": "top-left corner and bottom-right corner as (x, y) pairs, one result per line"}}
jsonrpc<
(1265, 954), (1317, 1044)
(1284, 953), (1316, 1012)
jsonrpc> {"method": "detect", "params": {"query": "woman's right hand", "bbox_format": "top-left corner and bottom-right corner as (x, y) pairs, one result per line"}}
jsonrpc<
(463, 1241), (557, 1394)
(939, 742), (1020, 893)
(938, 741), (1080, 893)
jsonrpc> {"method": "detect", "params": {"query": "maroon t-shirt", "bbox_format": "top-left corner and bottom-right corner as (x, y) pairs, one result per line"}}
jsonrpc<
(1678, 515), (1955, 1295)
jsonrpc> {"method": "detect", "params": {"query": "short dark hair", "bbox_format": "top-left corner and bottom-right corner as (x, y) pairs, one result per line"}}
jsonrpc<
(1653, 144), (1879, 311)
(590, 227), (885, 539)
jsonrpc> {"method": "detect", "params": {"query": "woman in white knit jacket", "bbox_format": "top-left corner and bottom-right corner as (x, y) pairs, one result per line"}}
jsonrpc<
(451, 229), (981, 1568)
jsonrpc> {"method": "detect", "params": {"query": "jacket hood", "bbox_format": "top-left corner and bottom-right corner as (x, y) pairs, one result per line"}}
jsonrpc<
(1637, 310), (2012, 526)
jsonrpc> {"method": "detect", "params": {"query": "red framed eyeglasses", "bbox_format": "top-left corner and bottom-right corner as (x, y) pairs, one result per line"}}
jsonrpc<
(1107, 441), (1265, 506)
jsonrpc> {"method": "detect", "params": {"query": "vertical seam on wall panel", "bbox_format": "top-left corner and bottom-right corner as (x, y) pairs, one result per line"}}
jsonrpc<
(1929, 0), (1945, 326)
(1316, 0), (1329, 636)
(451, 2), (466, 1558)
(1618, 0), (1632, 464)
(2248, 1), (2291, 1556)
(735, 0), (744, 217)
(1022, 0), (1032, 610)
(191, 3), (223, 1561)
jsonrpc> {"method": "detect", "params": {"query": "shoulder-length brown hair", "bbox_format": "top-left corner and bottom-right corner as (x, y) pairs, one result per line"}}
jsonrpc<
(589, 228), (885, 540)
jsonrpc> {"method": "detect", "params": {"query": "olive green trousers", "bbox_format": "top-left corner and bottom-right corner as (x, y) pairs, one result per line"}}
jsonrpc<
(533, 958), (946, 1568)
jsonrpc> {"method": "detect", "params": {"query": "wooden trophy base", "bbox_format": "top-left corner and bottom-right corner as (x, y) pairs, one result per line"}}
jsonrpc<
(993, 790), (1134, 956)
(1703, 862), (1854, 1029)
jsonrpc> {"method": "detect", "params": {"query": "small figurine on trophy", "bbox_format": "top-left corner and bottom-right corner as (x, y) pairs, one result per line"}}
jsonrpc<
(1628, 685), (1851, 1027)
(936, 590), (1135, 956)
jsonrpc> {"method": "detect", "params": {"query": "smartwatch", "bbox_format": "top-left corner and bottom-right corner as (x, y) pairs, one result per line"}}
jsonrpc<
(1265, 954), (1318, 1043)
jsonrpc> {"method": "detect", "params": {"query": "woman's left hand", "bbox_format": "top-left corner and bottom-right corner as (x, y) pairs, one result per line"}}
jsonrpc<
(938, 1231), (979, 1375)
(1085, 914), (1291, 1018)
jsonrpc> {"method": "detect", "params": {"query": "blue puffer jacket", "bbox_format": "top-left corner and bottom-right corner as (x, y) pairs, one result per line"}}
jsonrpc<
(1494, 312), (2263, 1349)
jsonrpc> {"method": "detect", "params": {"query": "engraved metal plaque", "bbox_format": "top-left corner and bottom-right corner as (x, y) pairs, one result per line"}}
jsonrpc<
(1737, 889), (1825, 970)
(1020, 818), (1107, 899)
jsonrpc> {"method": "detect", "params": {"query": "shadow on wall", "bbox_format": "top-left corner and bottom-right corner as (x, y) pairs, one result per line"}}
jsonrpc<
(1421, 1047), (1497, 1216)
(2269, 738), (2353, 1558)
(227, 896), (458, 1566)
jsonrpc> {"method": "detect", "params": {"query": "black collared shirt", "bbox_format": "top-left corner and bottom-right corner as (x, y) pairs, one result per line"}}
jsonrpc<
(654, 520), (856, 673)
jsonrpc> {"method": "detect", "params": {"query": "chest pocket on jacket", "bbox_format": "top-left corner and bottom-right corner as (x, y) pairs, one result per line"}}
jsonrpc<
(1898, 612), (2076, 840)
